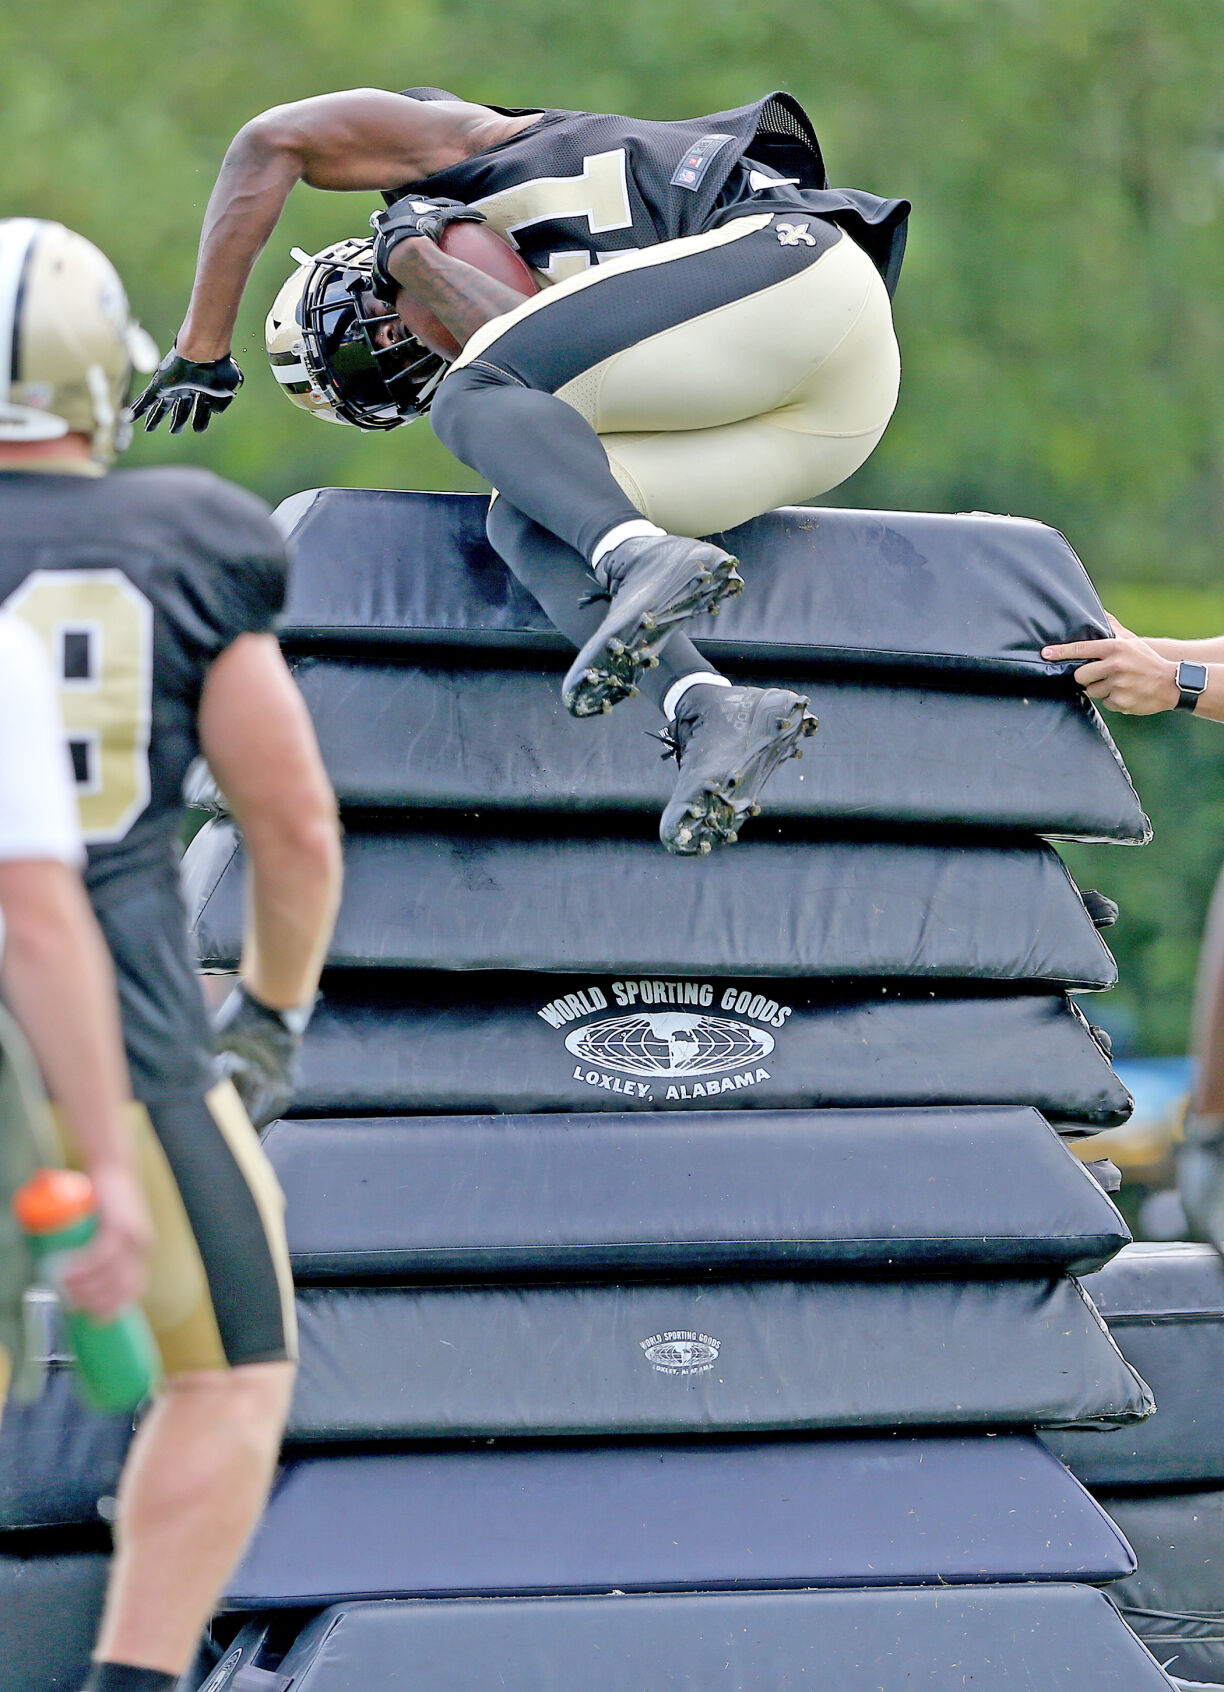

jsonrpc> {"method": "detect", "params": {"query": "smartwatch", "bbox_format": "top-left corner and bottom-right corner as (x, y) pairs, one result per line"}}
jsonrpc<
(1175, 660), (1209, 712)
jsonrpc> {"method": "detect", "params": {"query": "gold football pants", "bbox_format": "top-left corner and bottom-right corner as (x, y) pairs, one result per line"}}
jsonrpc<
(450, 211), (901, 537)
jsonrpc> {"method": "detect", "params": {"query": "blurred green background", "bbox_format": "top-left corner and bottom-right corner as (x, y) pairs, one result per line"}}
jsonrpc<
(3, 0), (1222, 1058)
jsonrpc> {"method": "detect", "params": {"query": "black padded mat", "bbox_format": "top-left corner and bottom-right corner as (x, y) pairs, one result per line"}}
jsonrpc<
(284, 1585), (1177, 1692)
(273, 1586), (1178, 1692)
(1046, 1245), (1224, 1487)
(281, 976), (1132, 1128)
(275, 490), (1111, 677)
(226, 1434), (1135, 1607)
(186, 656), (1149, 844)
(286, 1275), (1151, 1442)
(1105, 1487), (1224, 1687)
(265, 1105), (1131, 1280)
(0, 1551), (109, 1692)
(0, 1368), (132, 1531)
(186, 820), (1117, 987)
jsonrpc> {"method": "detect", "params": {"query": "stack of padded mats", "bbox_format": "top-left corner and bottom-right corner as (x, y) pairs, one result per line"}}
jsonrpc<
(1045, 1244), (1224, 1686)
(184, 493), (1145, 1135)
(180, 492), (1173, 1691)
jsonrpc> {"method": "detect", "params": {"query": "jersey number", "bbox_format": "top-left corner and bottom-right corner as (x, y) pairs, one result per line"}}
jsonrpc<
(6, 570), (154, 844)
(474, 149), (634, 283)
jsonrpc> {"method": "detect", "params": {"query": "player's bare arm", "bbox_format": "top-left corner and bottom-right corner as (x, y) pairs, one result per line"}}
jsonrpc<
(137, 89), (538, 429)
(177, 91), (467, 359)
(1042, 615), (1224, 720)
(384, 238), (529, 352)
(198, 633), (342, 1131)
(198, 632), (343, 1012)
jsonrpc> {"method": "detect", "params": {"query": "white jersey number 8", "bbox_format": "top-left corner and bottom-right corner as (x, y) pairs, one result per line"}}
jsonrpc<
(7, 569), (154, 844)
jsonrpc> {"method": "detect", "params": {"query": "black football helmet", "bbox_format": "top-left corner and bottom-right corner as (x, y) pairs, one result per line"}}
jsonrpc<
(265, 236), (446, 429)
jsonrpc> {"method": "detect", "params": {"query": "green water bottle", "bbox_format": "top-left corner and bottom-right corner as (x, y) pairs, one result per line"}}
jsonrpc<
(12, 1168), (158, 1412)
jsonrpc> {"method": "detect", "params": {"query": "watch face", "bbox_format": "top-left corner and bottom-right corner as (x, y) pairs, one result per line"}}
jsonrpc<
(1178, 661), (1209, 694)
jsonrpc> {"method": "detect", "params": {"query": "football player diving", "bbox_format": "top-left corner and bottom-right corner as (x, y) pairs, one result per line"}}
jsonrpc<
(136, 87), (910, 853)
(0, 219), (343, 1692)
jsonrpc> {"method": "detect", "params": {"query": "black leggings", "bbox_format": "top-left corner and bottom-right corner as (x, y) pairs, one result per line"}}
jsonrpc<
(434, 372), (641, 564)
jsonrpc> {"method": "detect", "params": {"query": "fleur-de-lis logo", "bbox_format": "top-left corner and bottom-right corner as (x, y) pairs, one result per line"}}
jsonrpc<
(776, 221), (817, 247)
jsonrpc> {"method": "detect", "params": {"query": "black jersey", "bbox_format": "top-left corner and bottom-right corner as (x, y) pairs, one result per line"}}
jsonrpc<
(0, 466), (286, 1098)
(394, 90), (909, 294)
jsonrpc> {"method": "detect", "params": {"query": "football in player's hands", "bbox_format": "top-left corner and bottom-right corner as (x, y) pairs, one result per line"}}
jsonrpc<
(396, 223), (539, 362)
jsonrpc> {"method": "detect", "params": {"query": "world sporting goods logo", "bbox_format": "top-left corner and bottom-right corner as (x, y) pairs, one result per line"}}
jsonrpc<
(565, 1011), (773, 1078)
(641, 1330), (722, 1375)
(537, 978), (792, 1103)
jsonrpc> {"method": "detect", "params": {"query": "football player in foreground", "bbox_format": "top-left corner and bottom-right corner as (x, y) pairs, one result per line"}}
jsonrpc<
(0, 219), (343, 1692)
(136, 86), (909, 852)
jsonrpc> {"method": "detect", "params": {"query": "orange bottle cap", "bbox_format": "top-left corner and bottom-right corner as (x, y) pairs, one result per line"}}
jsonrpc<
(11, 1167), (95, 1233)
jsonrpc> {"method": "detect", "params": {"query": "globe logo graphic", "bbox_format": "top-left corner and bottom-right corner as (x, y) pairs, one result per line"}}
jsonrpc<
(564, 1011), (774, 1078)
(643, 1338), (720, 1370)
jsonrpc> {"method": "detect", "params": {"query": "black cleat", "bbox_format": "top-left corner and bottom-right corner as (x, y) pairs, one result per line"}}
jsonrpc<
(657, 684), (818, 855)
(563, 535), (743, 718)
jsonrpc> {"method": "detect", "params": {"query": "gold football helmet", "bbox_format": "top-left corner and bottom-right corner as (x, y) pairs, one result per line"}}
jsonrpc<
(0, 219), (158, 463)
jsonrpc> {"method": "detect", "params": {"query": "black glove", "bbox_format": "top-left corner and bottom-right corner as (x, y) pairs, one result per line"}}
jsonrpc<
(213, 983), (309, 1130)
(369, 195), (486, 297)
(131, 349), (244, 435)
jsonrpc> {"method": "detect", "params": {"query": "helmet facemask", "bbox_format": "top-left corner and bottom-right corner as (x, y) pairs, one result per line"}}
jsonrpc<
(266, 238), (446, 429)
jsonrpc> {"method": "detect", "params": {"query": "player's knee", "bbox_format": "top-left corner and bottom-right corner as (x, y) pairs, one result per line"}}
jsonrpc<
(161, 1359), (295, 1447)
(431, 361), (516, 456)
(485, 493), (526, 557)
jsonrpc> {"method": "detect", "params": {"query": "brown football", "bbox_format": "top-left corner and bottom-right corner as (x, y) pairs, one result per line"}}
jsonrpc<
(395, 221), (539, 362)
